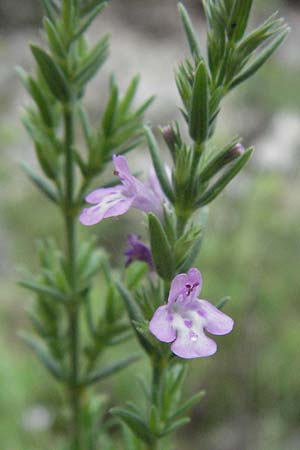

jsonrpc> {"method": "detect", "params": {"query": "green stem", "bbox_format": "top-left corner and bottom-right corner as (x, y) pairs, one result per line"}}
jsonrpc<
(63, 103), (81, 450)
(191, 141), (204, 181)
(146, 443), (159, 450)
(150, 357), (166, 450)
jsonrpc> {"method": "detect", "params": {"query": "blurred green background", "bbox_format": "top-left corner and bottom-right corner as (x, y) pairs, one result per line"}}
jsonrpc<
(0, 0), (300, 449)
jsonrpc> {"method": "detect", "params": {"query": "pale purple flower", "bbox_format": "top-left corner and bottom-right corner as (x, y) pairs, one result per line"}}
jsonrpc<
(149, 268), (234, 359)
(79, 155), (164, 226)
(124, 234), (154, 270)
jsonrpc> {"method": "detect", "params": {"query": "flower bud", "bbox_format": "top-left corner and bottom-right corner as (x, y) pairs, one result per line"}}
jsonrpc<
(225, 143), (245, 162)
(159, 123), (182, 160)
(199, 142), (246, 183)
(124, 234), (154, 270)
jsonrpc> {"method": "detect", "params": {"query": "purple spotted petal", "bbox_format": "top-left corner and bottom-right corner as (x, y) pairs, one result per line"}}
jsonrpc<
(171, 327), (217, 359)
(113, 154), (131, 175)
(149, 305), (176, 343)
(113, 155), (137, 192)
(167, 273), (189, 304)
(85, 186), (123, 204)
(197, 299), (234, 335)
(187, 268), (202, 298)
(167, 268), (202, 305)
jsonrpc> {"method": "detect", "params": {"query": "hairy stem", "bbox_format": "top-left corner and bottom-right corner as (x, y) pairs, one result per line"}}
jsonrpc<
(63, 102), (81, 450)
(150, 357), (166, 450)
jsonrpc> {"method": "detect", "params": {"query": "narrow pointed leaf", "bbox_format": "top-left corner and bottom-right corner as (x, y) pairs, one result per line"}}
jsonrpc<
(83, 355), (140, 386)
(21, 162), (58, 203)
(116, 281), (144, 323)
(148, 213), (175, 281)
(230, 31), (289, 89)
(216, 296), (230, 310)
(116, 282), (155, 355)
(144, 126), (174, 202)
(110, 407), (153, 445)
(43, 17), (66, 59)
(189, 61), (209, 143)
(40, 0), (60, 22)
(30, 45), (70, 101)
(134, 95), (155, 117)
(80, 0), (107, 16)
(73, 35), (109, 87)
(199, 137), (241, 182)
(228, 0), (254, 41)
(170, 390), (205, 420)
(102, 83), (118, 137)
(178, 3), (202, 59)
(20, 332), (64, 380)
(16, 67), (54, 127)
(196, 147), (253, 206)
(161, 417), (190, 437)
(71, 2), (107, 43)
(119, 75), (140, 115)
(19, 280), (66, 303)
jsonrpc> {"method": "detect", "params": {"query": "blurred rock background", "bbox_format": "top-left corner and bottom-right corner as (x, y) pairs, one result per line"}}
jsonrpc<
(0, 1), (300, 449)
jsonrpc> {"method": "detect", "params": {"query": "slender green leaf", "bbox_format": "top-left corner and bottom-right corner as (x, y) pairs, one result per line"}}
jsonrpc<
(20, 332), (64, 380)
(228, 0), (254, 41)
(35, 143), (57, 179)
(115, 282), (144, 323)
(189, 61), (209, 143)
(160, 417), (190, 437)
(30, 45), (70, 101)
(21, 162), (58, 203)
(40, 0), (60, 22)
(196, 147), (253, 206)
(178, 3), (202, 59)
(102, 83), (118, 137)
(71, 2), (107, 43)
(149, 405), (160, 434)
(110, 407), (153, 445)
(144, 126), (174, 202)
(216, 296), (230, 309)
(83, 355), (140, 386)
(230, 31), (289, 89)
(43, 17), (66, 59)
(119, 75), (140, 115)
(16, 67), (54, 127)
(80, 0), (107, 16)
(19, 279), (66, 303)
(199, 137), (241, 182)
(170, 390), (205, 420)
(134, 95), (155, 117)
(73, 34), (109, 87)
(148, 213), (175, 281)
(116, 282), (154, 355)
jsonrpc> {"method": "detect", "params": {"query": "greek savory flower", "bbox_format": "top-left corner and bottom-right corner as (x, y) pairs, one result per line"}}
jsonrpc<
(79, 155), (164, 226)
(149, 268), (234, 359)
(124, 234), (154, 270)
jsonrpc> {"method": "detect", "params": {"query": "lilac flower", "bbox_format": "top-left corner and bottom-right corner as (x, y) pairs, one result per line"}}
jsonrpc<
(149, 268), (234, 359)
(79, 155), (164, 226)
(124, 234), (154, 270)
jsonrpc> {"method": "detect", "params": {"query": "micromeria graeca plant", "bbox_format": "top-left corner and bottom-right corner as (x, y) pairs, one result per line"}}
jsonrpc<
(19, 0), (154, 449)
(78, 1), (289, 449)
(20, 1), (289, 450)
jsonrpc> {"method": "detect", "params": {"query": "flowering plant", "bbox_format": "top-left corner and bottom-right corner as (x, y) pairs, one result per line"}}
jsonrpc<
(19, 1), (288, 449)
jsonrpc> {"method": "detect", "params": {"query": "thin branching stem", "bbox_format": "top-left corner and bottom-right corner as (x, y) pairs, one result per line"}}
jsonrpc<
(63, 101), (81, 450)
